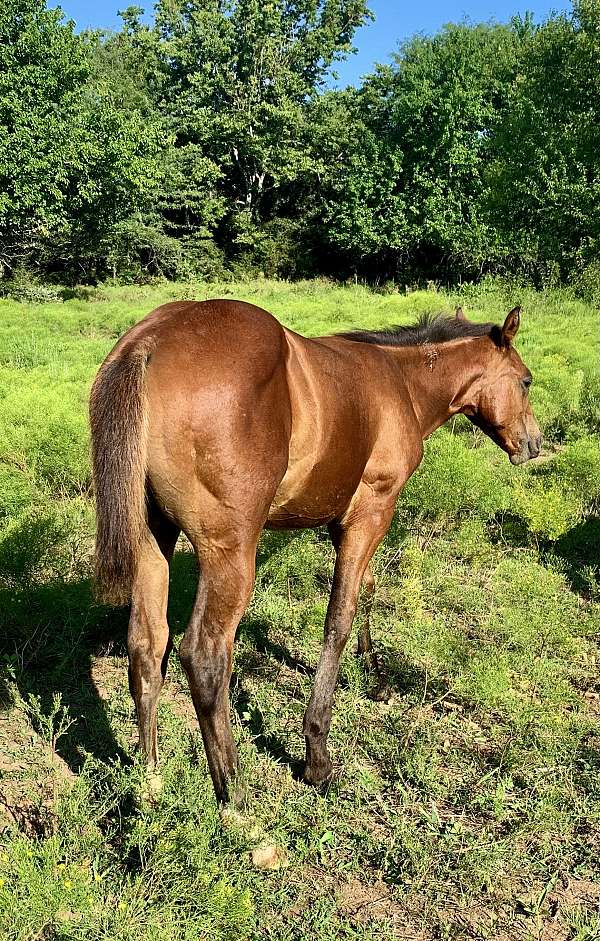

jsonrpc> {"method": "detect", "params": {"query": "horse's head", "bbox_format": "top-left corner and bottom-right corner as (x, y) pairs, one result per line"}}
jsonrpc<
(461, 307), (542, 465)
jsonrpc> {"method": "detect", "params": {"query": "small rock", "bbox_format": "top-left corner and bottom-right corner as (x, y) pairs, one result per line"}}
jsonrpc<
(251, 843), (288, 871)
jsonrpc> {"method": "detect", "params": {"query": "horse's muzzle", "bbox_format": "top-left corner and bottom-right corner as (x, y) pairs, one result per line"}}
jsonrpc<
(510, 433), (542, 465)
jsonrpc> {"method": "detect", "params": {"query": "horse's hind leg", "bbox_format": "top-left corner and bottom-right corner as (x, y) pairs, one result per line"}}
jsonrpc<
(356, 564), (390, 701)
(179, 537), (257, 805)
(357, 564), (377, 664)
(128, 506), (179, 767)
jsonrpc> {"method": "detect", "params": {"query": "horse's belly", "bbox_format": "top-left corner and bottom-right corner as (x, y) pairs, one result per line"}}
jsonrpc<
(266, 501), (335, 529)
(266, 460), (361, 529)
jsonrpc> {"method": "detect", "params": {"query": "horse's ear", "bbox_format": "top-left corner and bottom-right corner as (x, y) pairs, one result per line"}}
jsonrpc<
(501, 306), (521, 346)
(455, 306), (466, 321)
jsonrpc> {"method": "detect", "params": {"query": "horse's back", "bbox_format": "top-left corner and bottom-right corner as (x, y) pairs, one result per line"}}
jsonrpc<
(112, 298), (286, 366)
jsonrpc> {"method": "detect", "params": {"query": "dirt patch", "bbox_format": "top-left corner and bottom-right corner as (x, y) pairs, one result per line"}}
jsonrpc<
(337, 875), (430, 938)
(90, 654), (126, 703)
(0, 704), (74, 838)
(293, 861), (600, 941)
(160, 679), (201, 733)
(436, 874), (600, 941)
(286, 866), (432, 939)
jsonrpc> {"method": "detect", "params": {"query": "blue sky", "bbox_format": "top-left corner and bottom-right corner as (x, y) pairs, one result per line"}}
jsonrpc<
(52, 0), (571, 86)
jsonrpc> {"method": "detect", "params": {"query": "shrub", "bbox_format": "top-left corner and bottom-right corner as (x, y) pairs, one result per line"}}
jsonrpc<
(0, 507), (76, 587)
(229, 216), (315, 280)
(571, 260), (600, 305)
(511, 481), (582, 541)
(511, 437), (600, 539)
(0, 464), (38, 520)
(578, 369), (600, 434)
(0, 268), (62, 304)
(103, 218), (226, 283)
(401, 431), (511, 522)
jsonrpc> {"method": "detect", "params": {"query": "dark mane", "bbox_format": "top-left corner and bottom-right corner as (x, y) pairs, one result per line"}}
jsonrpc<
(337, 313), (499, 347)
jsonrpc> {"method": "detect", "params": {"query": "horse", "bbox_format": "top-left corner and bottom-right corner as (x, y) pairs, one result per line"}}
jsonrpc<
(89, 300), (541, 804)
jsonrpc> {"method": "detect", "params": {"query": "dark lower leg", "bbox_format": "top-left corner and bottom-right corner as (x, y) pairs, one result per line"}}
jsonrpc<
(303, 541), (370, 784)
(356, 563), (377, 669)
(358, 618), (385, 684)
(183, 635), (239, 803)
(303, 645), (343, 785)
(179, 548), (255, 804)
(199, 710), (239, 805)
(304, 517), (392, 784)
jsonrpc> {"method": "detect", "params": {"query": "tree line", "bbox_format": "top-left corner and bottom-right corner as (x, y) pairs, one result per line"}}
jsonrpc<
(1, 0), (599, 289)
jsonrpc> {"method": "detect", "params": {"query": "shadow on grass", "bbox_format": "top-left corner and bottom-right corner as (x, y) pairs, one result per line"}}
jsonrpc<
(487, 512), (533, 549)
(0, 536), (307, 778)
(238, 616), (314, 677)
(379, 650), (448, 703)
(0, 577), (131, 772)
(231, 682), (305, 780)
(488, 514), (600, 599)
(547, 517), (600, 597)
(0, 549), (198, 776)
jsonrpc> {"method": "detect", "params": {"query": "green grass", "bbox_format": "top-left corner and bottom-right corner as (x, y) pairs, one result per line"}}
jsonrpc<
(0, 278), (599, 940)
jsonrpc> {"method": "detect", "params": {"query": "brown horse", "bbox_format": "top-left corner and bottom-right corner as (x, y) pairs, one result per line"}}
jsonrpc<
(89, 300), (541, 804)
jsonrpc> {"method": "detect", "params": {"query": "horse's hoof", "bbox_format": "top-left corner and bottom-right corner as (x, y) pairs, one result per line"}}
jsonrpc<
(303, 760), (333, 789)
(220, 806), (245, 828)
(225, 779), (248, 812)
(220, 807), (264, 844)
(214, 770), (247, 811)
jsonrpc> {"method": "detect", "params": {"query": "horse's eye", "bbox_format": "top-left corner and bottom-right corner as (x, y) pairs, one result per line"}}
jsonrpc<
(522, 376), (532, 389)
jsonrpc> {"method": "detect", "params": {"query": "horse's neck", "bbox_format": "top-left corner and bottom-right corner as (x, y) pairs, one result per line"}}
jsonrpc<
(393, 337), (487, 440)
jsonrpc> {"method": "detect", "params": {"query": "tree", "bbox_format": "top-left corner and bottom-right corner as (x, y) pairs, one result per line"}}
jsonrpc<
(317, 21), (525, 280)
(114, 0), (370, 269)
(2, 0), (598, 287)
(0, 0), (166, 281)
(486, 1), (600, 281)
(0, 0), (88, 274)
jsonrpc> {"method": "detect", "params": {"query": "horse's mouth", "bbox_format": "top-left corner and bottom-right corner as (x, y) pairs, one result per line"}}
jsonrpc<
(509, 437), (542, 465)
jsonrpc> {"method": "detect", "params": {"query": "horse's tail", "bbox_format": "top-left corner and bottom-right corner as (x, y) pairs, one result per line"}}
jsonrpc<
(89, 338), (154, 604)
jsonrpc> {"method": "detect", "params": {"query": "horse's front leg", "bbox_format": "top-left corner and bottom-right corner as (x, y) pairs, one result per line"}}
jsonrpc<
(303, 508), (394, 786)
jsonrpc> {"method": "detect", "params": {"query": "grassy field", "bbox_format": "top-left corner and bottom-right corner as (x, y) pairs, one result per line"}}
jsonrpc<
(0, 278), (599, 941)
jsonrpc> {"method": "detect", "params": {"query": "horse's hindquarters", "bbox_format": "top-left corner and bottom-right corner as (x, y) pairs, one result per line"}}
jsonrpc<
(142, 305), (292, 548)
